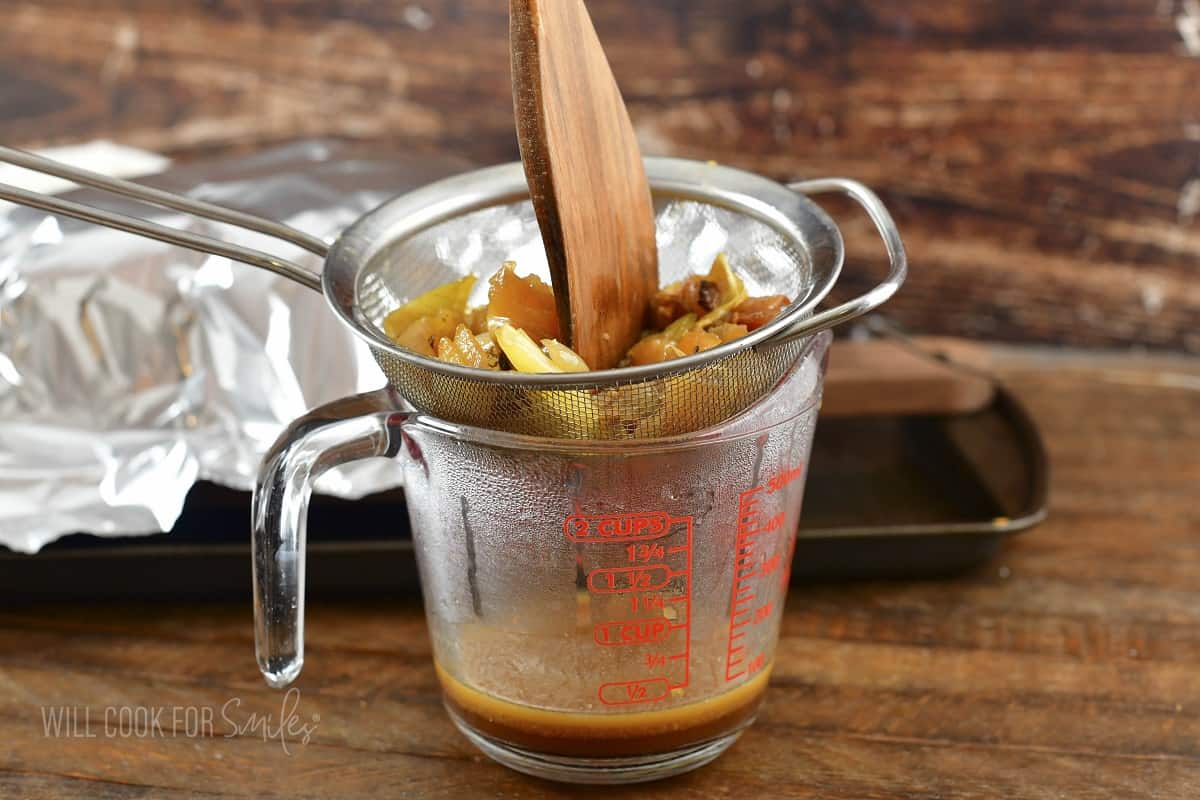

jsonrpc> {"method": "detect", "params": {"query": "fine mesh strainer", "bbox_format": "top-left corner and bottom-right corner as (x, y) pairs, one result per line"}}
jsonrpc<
(0, 147), (905, 438)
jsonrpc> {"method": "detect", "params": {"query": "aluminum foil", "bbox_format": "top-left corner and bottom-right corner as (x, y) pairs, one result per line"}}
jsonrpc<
(0, 140), (471, 553)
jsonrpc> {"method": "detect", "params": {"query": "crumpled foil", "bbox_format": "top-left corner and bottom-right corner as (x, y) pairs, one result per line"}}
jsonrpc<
(0, 140), (471, 553)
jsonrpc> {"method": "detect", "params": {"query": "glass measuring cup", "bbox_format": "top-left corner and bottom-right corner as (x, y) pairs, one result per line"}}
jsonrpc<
(0, 146), (903, 781)
(253, 331), (830, 783)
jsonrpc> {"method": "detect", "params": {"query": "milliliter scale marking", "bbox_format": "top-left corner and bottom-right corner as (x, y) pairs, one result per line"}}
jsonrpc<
(564, 511), (693, 706)
(725, 464), (803, 682)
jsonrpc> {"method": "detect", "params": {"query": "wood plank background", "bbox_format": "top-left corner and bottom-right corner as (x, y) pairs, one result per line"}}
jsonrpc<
(0, 0), (1198, 351)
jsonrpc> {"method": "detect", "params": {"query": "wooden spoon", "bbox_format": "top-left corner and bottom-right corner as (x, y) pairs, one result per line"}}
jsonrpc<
(510, 0), (659, 370)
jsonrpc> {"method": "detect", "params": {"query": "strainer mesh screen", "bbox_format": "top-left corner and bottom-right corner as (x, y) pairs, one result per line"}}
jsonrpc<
(356, 196), (816, 439)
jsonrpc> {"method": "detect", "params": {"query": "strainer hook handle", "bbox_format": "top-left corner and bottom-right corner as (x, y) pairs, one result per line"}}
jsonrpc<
(770, 178), (907, 346)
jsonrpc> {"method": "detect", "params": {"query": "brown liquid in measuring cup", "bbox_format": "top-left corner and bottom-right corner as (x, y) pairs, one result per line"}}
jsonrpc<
(436, 662), (771, 757)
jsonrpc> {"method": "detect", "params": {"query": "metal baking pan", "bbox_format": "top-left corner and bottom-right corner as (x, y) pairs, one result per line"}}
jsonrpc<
(793, 384), (1047, 580)
(0, 381), (1047, 598)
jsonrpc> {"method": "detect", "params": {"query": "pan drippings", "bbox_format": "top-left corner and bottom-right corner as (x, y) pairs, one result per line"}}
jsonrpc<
(437, 661), (771, 758)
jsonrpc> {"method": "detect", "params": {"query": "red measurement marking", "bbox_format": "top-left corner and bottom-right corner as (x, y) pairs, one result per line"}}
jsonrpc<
(754, 601), (774, 624)
(736, 514), (785, 542)
(726, 486), (764, 682)
(767, 464), (804, 494)
(630, 594), (665, 612)
(747, 654), (766, 675)
(588, 565), (671, 594)
(578, 513), (694, 694)
(625, 542), (666, 563)
(683, 514), (692, 690)
(594, 618), (673, 647)
(598, 677), (670, 706)
(739, 495), (761, 522)
(564, 512), (671, 543)
(727, 642), (747, 681)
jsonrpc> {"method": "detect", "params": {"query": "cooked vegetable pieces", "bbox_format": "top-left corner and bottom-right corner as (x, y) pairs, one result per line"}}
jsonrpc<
(730, 295), (790, 331)
(494, 324), (566, 373)
(382, 254), (790, 372)
(390, 309), (459, 357)
(625, 254), (784, 365)
(486, 261), (561, 343)
(542, 339), (590, 372)
(383, 275), (477, 354)
(382, 262), (587, 371)
(436, 325), (501, 370)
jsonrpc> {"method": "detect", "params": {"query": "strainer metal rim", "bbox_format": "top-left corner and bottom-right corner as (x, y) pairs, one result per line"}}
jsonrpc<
(321, 157), (844, 387)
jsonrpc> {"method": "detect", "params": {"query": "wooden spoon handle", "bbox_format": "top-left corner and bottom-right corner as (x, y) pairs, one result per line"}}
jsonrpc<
(510, 0), (659, 370)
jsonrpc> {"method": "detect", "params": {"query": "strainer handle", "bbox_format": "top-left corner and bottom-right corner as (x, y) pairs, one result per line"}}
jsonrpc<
(252, 388), (408, 688)
(0, 145), (327, 291)
(770, 178), (908, 345)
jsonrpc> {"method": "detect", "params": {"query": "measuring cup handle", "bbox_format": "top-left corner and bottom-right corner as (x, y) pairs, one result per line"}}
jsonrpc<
(252, 387), (408, 688)
(770, 178), (908, 345)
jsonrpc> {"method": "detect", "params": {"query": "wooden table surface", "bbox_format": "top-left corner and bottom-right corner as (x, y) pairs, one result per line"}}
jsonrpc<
(2, 346), (1198, 799)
